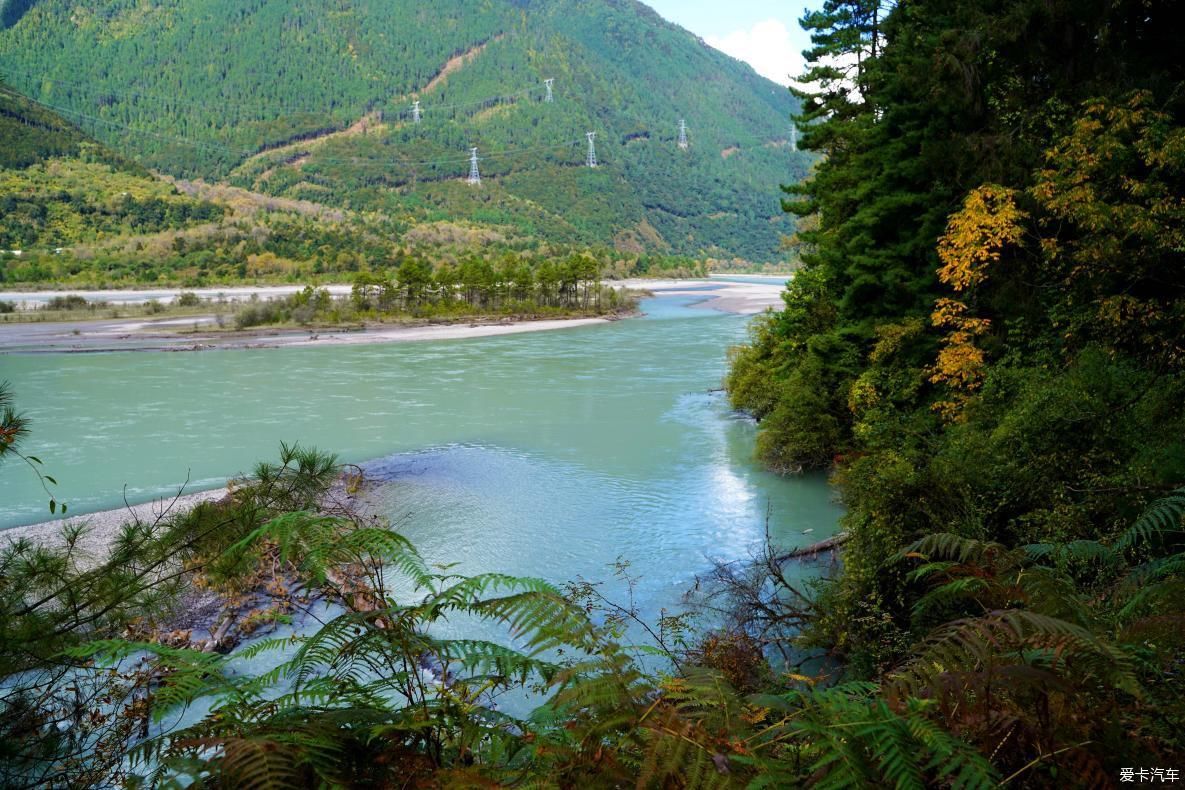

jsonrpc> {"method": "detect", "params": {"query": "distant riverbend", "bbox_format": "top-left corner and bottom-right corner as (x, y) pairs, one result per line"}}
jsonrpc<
(0, 279), (784, 354)
(1, 284), (837, 634)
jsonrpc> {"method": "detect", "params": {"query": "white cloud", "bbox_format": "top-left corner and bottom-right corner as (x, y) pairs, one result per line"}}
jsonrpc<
(705, 18), (804, 87)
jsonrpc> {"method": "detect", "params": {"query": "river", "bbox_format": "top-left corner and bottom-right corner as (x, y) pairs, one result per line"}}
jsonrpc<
(0, 290), (840, 626)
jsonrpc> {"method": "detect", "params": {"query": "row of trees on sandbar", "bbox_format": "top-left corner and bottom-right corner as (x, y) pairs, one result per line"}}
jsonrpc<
(233, 253), (631, 328)
(350, 252), (608, 313)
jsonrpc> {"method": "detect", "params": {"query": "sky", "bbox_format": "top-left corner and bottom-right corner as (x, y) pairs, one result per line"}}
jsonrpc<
(642, 1), (816, 87)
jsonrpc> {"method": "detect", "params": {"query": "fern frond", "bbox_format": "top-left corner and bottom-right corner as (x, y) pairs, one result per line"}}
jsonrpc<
(1119, 614), (1185, 650)
(1024, 539), (1118, 567)
(912, 577), (990, 619)
(1115, 487), (1185, 554)
(1115, 574), (1185, 622)
(63, 639), (246, 719)
(892, 609), (1141, 700)
(902, 533), (1006, 564)
(901, 701), (998, 790)
(426, 637), (561, 684)
(780, 684), (998, 790)
(541, 650), (650, 733)
(426, 574), (595, 651)
(1013, 567), (1093, 625)
(194, 736), (304, 790)
(234, 636), (298, 662)
(309, 526), (433, 588)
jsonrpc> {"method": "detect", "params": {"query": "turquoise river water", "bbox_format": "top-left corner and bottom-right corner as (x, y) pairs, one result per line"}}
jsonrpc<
(0, 293), (841, 624)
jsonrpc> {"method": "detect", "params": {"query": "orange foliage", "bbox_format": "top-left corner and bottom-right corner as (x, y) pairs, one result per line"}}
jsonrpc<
(929, 185), (1024, 420)
(936, 185), (1026, 292)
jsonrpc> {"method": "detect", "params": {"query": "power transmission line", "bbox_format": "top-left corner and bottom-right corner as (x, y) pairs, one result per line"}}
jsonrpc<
(5, 65), (806, 187)
(11, 82), (794, 180)
(305, 138), (586, 168)
(4, 60), (800, 159)
(0, 66), (546, 122)
(1, 86), (592, 171)
(0, 86), (256, 157)
(384, 85), (542, 121)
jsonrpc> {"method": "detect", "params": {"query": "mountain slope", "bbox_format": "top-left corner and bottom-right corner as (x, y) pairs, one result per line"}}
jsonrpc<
(0, 79), (135, 171)
(0, 80), (226, 258)
(0, 0), (809, 261)
(0, 82), (708, 287)
(0, 82), (397, 285)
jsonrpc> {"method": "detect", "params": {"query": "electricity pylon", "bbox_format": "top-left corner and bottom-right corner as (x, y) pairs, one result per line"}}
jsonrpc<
(467, 147), (481, 185)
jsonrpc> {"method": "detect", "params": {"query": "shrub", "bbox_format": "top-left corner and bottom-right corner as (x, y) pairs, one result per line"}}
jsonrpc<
(235, 300), (286, 329)
(291, 304), (316, 325)
(44, 294), (89, 311)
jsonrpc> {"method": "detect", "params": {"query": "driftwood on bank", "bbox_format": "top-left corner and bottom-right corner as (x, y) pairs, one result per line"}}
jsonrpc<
(776, 532), (849, 562)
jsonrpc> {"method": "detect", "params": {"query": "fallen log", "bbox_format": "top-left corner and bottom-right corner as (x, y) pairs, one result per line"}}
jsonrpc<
(776, 532), (849, 562)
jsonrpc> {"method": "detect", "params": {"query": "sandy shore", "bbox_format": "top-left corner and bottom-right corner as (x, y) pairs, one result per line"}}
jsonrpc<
(1, 488), (227, 556)
(621, 279), (784, 314)
(708, 273), (793, 281)
(0, 314), (616, 354)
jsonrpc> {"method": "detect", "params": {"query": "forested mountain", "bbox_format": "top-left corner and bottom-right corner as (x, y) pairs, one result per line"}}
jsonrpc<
(0, 0), (807, 261)
(0, 78), (131, 171)
(2, 80), (713, 286)
(0, 80), (231, 261)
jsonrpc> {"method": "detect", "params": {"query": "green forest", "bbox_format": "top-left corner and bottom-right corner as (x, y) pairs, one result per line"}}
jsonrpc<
(0, 82), (709, 287)
(727, 0), (1185, 781)
(0, 0), (812, 261)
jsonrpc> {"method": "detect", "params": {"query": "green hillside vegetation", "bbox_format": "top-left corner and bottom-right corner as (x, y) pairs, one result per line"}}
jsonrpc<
(725, 0), (1185, 780)
(0, 0), (809, 261)
(0, 81), (233, 274)
(0, 84), (707, 287)
(0, 78), (146, 172)
(0, 159), (224, 251)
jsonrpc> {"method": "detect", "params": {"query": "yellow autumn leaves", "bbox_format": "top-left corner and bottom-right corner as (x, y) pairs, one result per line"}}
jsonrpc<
(930, 185), (1026, 420)
(936, 185), (1026, 293)
(925, 92), (1185, 420)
